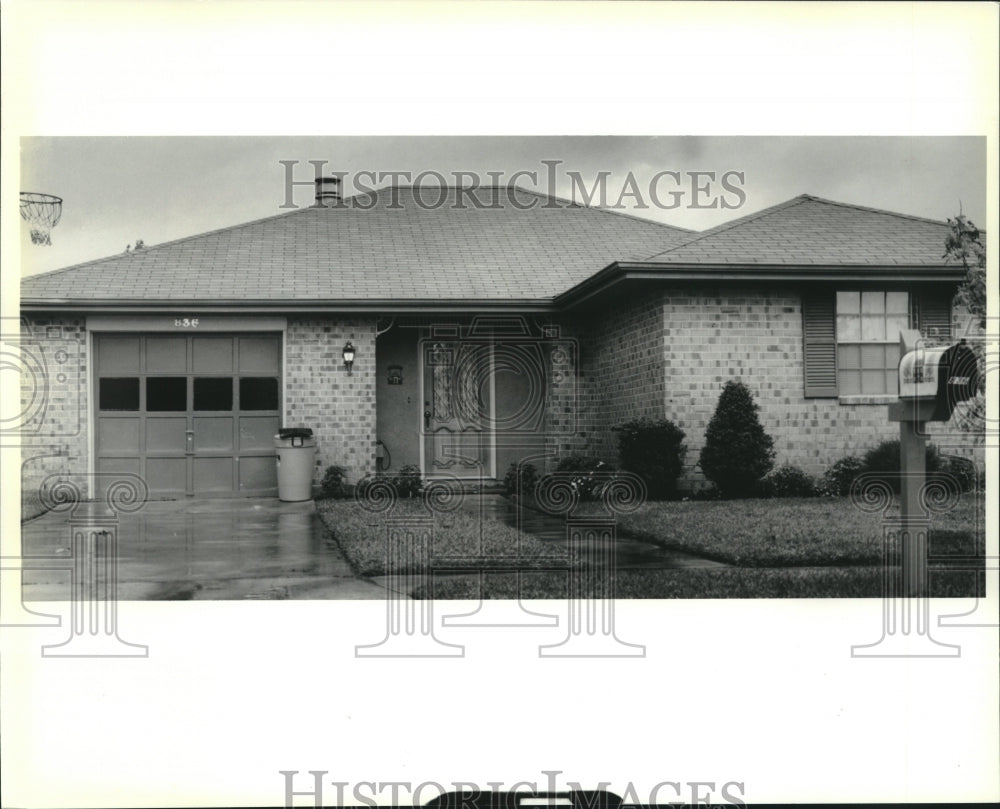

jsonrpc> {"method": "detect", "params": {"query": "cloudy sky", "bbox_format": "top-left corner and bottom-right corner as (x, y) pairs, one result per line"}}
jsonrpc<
(20, 135), (985, 277)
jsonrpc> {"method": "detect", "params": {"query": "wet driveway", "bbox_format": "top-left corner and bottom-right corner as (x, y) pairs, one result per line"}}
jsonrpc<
(19, 493), (724, 603)
(467, 495), (728, 569)
(20, 498), (388, 600)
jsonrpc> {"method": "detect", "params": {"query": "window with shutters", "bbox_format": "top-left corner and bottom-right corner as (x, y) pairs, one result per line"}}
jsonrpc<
(836, 291), (908, 395)
(802, 287), (953, 399)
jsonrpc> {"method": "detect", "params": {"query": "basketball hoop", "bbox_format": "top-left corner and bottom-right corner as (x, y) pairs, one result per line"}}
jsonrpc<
(20, 192), (63, 246)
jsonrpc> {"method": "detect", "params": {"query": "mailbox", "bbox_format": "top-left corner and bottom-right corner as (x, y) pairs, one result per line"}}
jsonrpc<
(897, 329), (979, 420)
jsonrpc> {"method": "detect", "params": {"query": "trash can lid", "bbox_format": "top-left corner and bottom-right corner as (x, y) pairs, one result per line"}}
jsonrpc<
(278, 427), (314, 439)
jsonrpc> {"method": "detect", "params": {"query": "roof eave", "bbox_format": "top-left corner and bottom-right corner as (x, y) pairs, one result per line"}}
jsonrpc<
(19, 297), (560, 315)
(21, 263), (966, 314)
(555, 261), (965, 309)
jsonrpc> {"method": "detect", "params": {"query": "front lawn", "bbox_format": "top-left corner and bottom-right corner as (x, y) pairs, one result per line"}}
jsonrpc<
(317, 494), (985, 599)
(316, 499), (570, 577)
(571, 496), (985, 567)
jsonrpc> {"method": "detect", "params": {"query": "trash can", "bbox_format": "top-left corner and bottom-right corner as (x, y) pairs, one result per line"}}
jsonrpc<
(274, 427), (316, 502)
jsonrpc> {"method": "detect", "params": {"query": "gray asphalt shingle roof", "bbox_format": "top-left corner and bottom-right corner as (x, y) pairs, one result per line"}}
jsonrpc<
(21, 190), (968, 307)
(644, 194), (961, 266)
(20, 186), (693, 303)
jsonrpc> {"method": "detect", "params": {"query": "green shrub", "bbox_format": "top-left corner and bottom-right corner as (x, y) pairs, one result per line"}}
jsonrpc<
(941, 455), (979, 492)
(392, 464), (424, 498)
(698, 380), (775, 498)
(318, 465), (351, 499)
(759, 465), (817, 498)
(861, 439), (941, 494)
(821, 455), (866, 497)
(552, 455), (616, 501)
(615, 418), (687, 499)
(502, 462), (539, 497)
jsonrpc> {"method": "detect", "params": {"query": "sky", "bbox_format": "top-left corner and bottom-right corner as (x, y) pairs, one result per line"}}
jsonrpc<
(19, 135), (986, 277)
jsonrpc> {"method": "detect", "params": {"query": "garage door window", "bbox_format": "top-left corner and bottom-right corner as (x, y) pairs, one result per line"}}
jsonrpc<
(99, 377), (139, 410)
(146, 377), (187, 411)
(194, 378), (234, 411)
(239, 377), (279, 410)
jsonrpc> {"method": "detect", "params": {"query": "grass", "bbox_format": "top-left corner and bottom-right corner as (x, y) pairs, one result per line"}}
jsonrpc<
(568, 496), (986, 567)
(315, 498), (570, 577)
(416, 567), (984, 600)
(318, 494), (986, 599)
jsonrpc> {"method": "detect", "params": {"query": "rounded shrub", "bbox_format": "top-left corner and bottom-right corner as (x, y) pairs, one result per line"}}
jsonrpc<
(552, 455), (616, 501)
(318, 465), (351, 499)
(861, 439), (941, 494)
(759, 465), (817, 498)
(502, 462), (539, 497)
(822, 455), (866, 497)
(698, 379), (775, 498)
(615, 418), (687, 499)
(392, 464), (424, 498)
(940, 455), (979, 493)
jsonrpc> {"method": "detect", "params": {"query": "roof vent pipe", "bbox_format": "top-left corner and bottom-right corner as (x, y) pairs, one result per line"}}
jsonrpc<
(314, 176), (342, 207)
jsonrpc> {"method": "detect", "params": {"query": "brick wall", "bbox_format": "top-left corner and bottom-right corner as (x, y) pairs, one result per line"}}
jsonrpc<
(17, 317), (89, 519)
(566, 287), (981, 491)
(575, 295), (668, 460)
(284, 317), (378, 484)
(542, 320), (585, 464)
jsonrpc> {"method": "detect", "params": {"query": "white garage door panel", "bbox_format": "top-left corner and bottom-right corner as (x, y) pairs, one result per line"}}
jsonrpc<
(239, 336), (281, 372)
(194, 458), (235, 492)
(239, 416), (278, 451)
(146, 418), (187, 453)
(145, 337), (187, 372)
(193, 336), (234, 373)
(240, 457), (276, 492)
(97, 336), (140, 373)
(194, 416), (235, 452)
(146, 457), (188, 494)
(97, 417), (140, 454)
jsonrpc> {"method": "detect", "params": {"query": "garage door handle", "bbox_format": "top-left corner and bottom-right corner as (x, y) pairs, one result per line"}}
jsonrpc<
(185, 430), (194, 454)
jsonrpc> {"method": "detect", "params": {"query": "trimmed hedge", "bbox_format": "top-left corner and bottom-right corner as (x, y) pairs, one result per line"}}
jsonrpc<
(615, 418), (687, 499)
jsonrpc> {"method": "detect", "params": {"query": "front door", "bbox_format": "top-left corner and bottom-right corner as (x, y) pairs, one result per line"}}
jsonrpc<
(422, 340), (494, 478)
(94, 333), (281, 497)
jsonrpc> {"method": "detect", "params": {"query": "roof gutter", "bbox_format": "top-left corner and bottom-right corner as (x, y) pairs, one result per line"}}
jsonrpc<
(21, 265), (965, 315)
(18, 297), (560, 315)
(554, 261), (966, 309)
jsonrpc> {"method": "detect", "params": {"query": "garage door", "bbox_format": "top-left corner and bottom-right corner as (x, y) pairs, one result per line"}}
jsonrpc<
(94, 334), (281, 497)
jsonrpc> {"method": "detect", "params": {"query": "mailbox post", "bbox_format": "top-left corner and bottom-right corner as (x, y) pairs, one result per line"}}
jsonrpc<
(889, 329), (979, 597)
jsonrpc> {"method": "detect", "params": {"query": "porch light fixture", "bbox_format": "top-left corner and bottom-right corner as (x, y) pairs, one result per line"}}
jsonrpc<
(342, 341), (356, 374)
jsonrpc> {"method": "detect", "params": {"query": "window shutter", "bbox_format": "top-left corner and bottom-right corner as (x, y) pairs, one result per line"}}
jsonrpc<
(802, 292), (838, 397)
(913, 289), (953, 342)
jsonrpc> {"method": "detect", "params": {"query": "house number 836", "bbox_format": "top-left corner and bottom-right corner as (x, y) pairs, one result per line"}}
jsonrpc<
(174, 318), (199, 328)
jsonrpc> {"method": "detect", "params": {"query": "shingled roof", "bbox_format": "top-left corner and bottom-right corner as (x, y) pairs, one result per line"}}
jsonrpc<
(20, 186), (693, 307)
(644, 194), (961, 266)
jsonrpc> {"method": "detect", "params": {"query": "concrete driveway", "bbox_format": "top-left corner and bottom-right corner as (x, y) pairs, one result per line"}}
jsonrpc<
(20, 498), (389, 600)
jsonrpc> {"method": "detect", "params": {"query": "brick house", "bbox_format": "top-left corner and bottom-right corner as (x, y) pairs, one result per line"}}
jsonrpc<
(18, 183), (974, 510)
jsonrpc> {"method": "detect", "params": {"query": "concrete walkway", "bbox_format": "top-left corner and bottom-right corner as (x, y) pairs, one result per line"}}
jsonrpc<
(20, 498), (388, 600)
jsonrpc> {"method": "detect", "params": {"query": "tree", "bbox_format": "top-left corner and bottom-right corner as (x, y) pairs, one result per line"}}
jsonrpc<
(944, 213), (987, 435)
(698, 380), (775, 497)
(944, 213), (986, 329)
